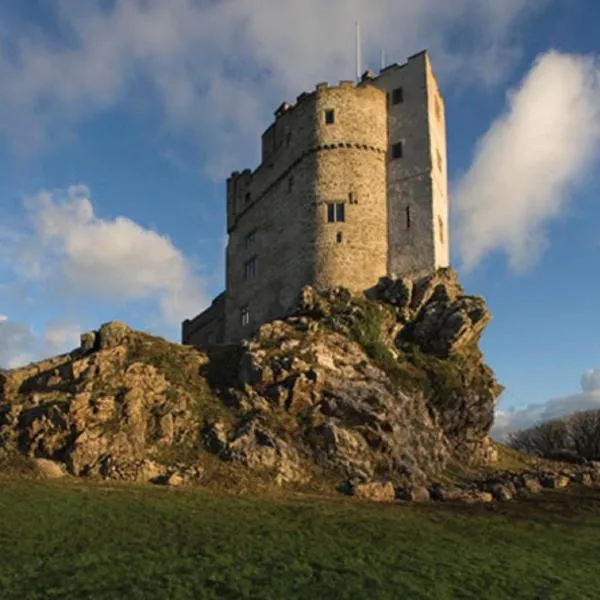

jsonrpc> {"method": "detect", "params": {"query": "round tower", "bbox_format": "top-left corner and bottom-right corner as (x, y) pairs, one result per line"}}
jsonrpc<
(311, 81), (388, 292)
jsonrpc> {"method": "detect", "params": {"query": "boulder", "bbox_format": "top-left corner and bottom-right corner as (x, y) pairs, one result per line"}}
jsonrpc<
(352, 481), (396, 503)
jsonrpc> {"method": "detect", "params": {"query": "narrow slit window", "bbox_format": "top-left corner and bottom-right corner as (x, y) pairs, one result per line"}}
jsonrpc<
(288, 176), (294, 192)
(436, 148), (443, 172)
(336, 231), (343, 243)
(438, 216), (444, 244)
(392, 142), (403, 159)
(325, 109), (335, 125)
(244, 257), (257, 281)
(240, 306), (250, 327)
(245, 192), (251, 203)
(406, 206), (412, 229)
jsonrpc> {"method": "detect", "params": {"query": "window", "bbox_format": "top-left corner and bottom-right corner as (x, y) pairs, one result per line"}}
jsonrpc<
(327, 202), (345, 223)
(244, 257), (257, 281)
(392, 87), (403, 104)
(240, 306), (250, 327)
(438, 216), (444, 244)
(325, 109), (335, 125)
(392, 142), (403, 159)
(436, 149), (443, 172)
(245, 192), (251, 203)
(348, 191), (357, 204)
(336, 231), (343, 243)
(288, 176), (294, 192)
(244, 229), (256, 248)
(406, 206), (412, 229)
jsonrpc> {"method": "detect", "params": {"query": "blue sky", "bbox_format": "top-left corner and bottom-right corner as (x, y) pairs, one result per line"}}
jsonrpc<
(0, 0), (599, 438)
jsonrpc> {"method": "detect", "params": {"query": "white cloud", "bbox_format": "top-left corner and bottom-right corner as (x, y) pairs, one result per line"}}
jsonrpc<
(0, 0), (549, 178)
(15, 185), (207, 325)
(491, 368), (600, 441)
(454, 50), (600, 272)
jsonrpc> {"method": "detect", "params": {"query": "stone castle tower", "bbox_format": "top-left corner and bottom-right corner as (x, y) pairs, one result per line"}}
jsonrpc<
(182, 50), (449, 345)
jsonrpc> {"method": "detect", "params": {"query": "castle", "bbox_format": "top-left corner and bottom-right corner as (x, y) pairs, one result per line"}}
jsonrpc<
(182, 50), (449, 346)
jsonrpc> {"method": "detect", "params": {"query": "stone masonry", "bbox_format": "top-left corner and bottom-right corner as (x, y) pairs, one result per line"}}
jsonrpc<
(182, 50), (449, 346)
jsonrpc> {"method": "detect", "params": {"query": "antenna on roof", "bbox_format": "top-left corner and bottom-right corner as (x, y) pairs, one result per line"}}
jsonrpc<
(380, 47), (386, 70)
(355, 21), (361, 82)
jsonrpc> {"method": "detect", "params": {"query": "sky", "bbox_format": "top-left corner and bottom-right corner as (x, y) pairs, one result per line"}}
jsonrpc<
(0, 0), (599, 440)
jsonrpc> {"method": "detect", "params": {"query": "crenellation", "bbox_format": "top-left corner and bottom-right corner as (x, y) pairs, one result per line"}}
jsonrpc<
(184, 49), (450, 346)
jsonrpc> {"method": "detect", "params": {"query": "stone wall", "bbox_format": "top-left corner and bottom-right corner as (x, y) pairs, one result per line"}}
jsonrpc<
(368, 50), (449, 276)
(224, 82), (387, 342)
(181, 293), (226, 346)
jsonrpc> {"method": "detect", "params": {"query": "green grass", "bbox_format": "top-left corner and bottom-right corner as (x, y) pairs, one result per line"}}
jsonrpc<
(1, 479), (600, 599)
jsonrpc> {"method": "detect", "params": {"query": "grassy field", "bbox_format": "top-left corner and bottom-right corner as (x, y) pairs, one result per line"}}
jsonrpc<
(1, 479), (600, 599)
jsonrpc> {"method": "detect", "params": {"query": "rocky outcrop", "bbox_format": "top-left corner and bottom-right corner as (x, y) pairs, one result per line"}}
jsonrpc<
(0, 268), (512, 500)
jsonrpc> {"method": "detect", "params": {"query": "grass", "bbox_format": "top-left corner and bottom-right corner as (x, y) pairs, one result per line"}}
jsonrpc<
(1, 478), (600, 599)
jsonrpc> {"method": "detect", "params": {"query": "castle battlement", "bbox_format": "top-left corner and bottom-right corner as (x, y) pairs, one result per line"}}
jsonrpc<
(184, 50), (449, 346)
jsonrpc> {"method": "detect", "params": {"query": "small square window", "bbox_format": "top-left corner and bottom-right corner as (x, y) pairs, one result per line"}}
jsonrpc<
(336, 231), (343, 243)
(244, 257), (257, 281)
(325, 109), (335, 125)
(392, 142), (403, 159)
(335, 203), (345, 222)
(240, 306), (250, 327)
(392, 87), (403, 105)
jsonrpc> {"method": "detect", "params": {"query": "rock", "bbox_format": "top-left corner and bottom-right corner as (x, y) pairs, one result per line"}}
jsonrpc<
(429, 484), (464, 502)
(397, 485), (430, 502)
(32, 458), (67, 479)
(166, 472), (186, 487)
(135, 460), (164, 483)
(97, 321), (130, 349)
(521, 475), (543, 494)
(540, 473), (570, 489)
(352, 481), (396, 503)
(463, 490), (493, 504)
(489, 483), (513, 502)
(80, 332), (97, 353)
(570, 472), (594, 487)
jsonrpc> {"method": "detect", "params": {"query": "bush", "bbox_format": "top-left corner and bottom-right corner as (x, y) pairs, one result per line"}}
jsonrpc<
(507, 408), (600, 461)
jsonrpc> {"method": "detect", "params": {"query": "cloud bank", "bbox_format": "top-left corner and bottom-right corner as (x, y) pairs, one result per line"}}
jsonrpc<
(0, 0), (548, 177)
(454, 50), (600, 272)
(14, 185), (207, 326)
(491, 368), (600, 441)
